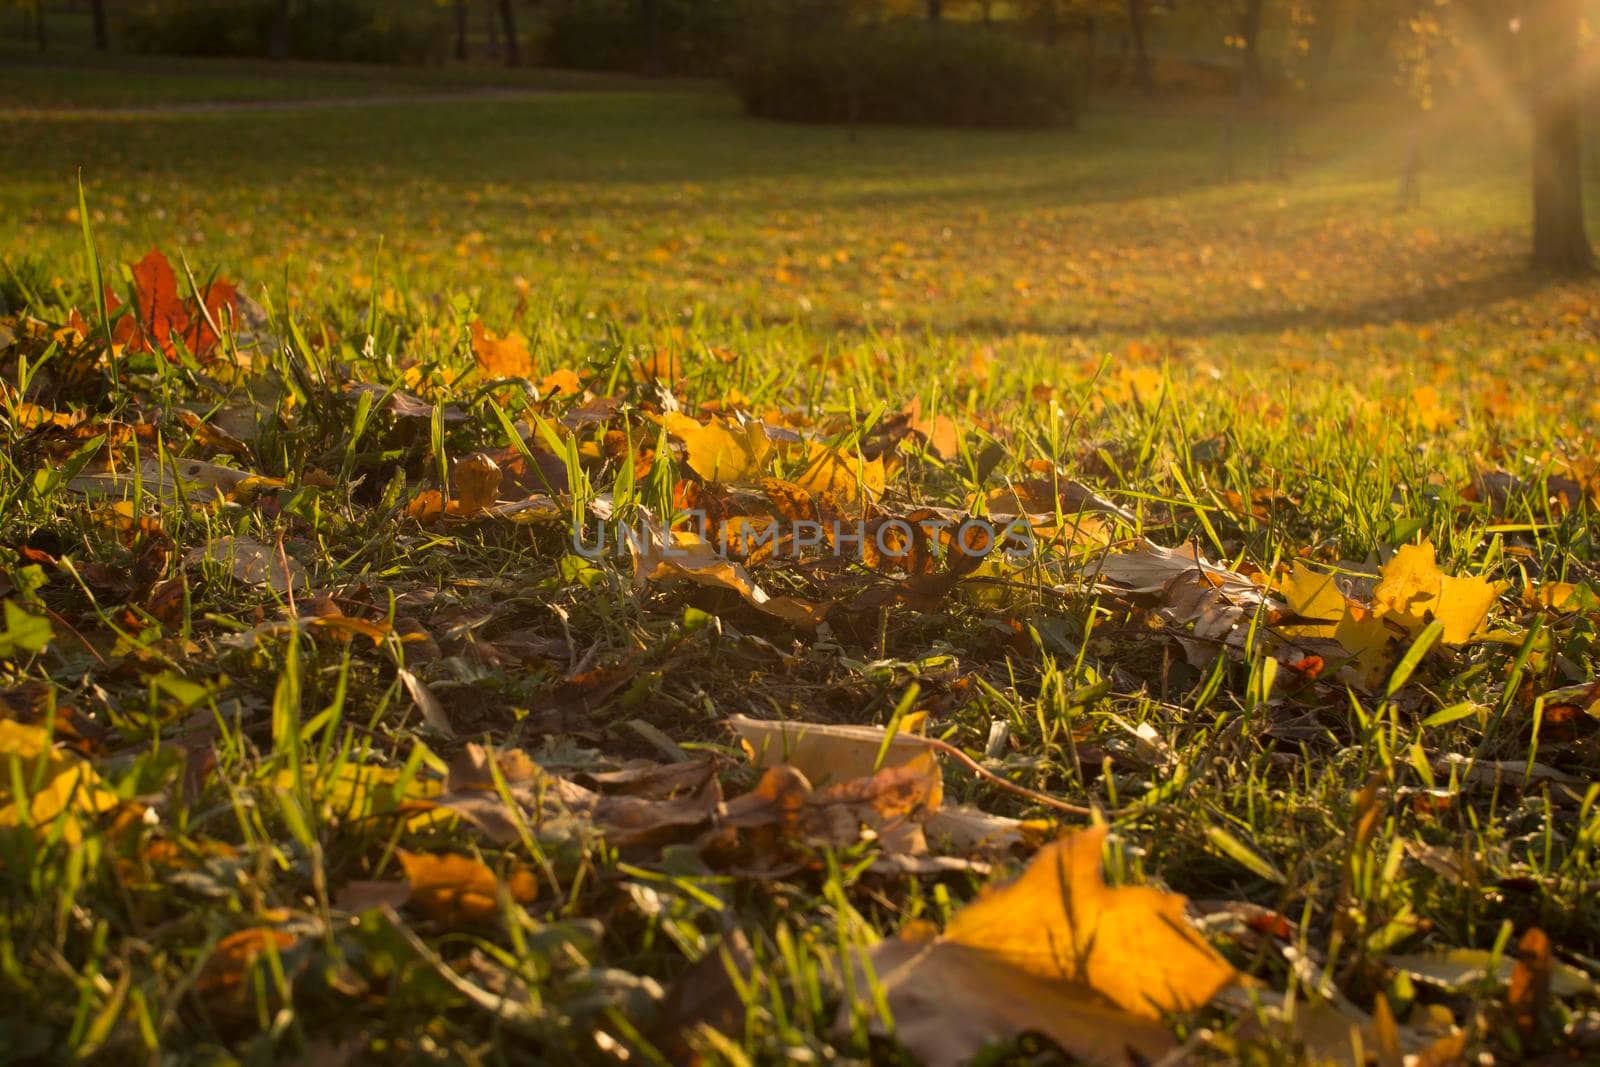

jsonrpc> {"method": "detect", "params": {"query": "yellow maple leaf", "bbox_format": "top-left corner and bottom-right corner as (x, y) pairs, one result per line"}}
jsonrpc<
(0, 721), (120, 844)
(666, 414), (772, 484)
(842, 826), (1236, 1067)
(470, 318), (533, 379)
(1373, 542), (1505, 645)
(1278, 562), (1346, 637)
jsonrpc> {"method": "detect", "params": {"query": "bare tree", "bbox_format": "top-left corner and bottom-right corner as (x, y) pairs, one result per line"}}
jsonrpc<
(1528, 0), (1593, 271)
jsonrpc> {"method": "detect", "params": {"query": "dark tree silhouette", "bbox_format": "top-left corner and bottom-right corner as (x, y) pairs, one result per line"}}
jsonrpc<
(1126, 0), (1153, 94)
(1528, 0), (1593, 271)
(90, 0), (109, 50)
(454, 0), (469, 61)
(497, 0), (520, 66)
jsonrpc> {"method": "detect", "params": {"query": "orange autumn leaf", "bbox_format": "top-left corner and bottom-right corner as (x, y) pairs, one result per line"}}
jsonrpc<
(841, 826), (1236, 1067)
(113, 248), (237, 359)
(470, 318), (534, 378)
(397, 849), (538, 925)
(1373, 541), (1506, 645)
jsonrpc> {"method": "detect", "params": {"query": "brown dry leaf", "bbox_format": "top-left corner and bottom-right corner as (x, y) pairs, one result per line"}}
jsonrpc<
(729, 715), (942, 808)
(451, 452), (503, 513)
(1373, 541), (1506, 645)
(397, 668), (454, 737)
(840, 826), (1235, 1067)
(666, 413), (772, 484)
(197, 927), (298, 995)
(186, 535), (307, 596)
(470, 318), (533, 378)
(630, 527), (821, 626)
(434, 743), (720, 848)
(1091, 541), (1273, 666)
(69, 456), (271, 504)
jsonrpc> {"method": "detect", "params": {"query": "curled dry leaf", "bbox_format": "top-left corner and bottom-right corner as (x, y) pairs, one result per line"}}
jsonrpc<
(839, 826), (1236, 1067)
(630, 527), (822, 627)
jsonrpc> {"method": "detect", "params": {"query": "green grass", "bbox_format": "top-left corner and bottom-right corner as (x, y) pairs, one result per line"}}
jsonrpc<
(2, 57), (1600, 1063)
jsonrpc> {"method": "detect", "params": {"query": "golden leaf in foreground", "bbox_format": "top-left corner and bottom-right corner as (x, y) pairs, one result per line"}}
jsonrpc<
(844, 826), (1236, 1067)
(1373, 541), (1505, 645)
(397, 850), (538, 925)
(0, 721), (120, 844)
(667, 414), (772, 484)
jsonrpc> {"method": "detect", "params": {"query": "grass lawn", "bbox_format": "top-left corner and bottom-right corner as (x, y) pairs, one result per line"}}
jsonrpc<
(3, 54), (1600, 1063)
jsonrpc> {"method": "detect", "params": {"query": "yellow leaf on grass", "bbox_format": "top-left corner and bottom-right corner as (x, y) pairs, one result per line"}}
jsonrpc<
(1279, 562), (1346, 636)
(793, 443), (885, 504)
(942, 826), (1236, 1017)
(631, 528), (821, 626)
(843, 826), (1236, 1067)
(470, 319), (533, 378)
(1373, 542), (1505, 645)
(0, 721), (119, 844)
(666, 414), (771, 484)
(396, 849), (538, 925)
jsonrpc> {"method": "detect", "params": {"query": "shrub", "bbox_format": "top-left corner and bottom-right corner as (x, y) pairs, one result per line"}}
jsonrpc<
(124, 0), (442, 65)
(729, 21), (1081, 128)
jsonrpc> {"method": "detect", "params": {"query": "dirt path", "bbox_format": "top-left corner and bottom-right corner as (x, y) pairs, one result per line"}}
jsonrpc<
(3, 88), (559, 120)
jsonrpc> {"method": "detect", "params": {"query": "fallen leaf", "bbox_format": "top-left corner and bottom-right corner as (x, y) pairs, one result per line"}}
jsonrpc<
(839, 826), (1235, 1067)
(630, 527), (821, 626)
(0, 720), (120, 843)
(1508, 928), (1552, 1039)
(452, 452), (503, 513)
(470, 318), (533, 378)
(186, 536), (307, 595)
(1373, 542), (1505, 645)
(667, 414), (772, 484)
(728, 715), (942, 806)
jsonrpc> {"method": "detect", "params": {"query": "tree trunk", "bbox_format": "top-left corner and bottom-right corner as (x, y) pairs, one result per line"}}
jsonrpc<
(927, 0), (942, 21)
(1530, 0), (1593, 271)
(1238, 0), (1264, 99)
(642, 0), (662, 76)
(1126, 0), (1153, 94)
(32, 0), (47, 51)
(269, 0), (291, 60)
(485, 0), (500, 57)
(453, 0), (468, 61)
(90, 0), (110, 50)
(497, 0), (519, 67)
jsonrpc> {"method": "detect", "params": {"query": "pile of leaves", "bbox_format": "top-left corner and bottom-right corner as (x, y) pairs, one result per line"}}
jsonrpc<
(0, 242), (1597, 1064)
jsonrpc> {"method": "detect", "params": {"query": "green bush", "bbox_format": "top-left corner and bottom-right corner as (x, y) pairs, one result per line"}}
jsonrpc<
(544, 0), (736, 76)
(729, 22), (1081, 128)
(124, 0), (442, 64)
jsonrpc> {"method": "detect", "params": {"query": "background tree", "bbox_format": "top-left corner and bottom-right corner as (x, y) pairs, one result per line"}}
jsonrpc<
(89, 0), (108, 49)
(497, 0), (520, 65)
(1527, 0), (1593, 271)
